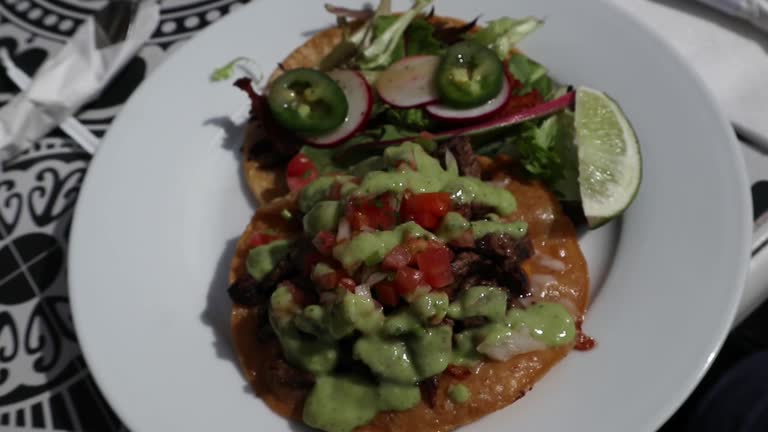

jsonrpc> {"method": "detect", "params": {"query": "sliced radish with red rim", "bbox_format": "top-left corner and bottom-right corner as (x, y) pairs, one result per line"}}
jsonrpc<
(376, 55), (440, 108)
(305, 69), (373, 148)
(425, 75), (512, 122)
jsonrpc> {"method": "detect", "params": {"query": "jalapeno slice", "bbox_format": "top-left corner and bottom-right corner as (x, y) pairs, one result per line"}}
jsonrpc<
(435, 41), (505, 108)
(267, 68), (348, 134)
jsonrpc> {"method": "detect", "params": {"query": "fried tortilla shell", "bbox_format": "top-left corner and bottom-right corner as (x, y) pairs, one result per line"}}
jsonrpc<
(229, 163), (589, 431)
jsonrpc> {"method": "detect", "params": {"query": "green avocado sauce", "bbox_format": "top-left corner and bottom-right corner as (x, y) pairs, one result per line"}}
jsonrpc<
(332, 221), (435, 271)
(298, 142), (519, 218)
(271, 142), (573, 432)
(245, 239), (293, 281)
(303, 200), (342, 237)
(268, 283), (576, 432)
(448, 384), (471, 403)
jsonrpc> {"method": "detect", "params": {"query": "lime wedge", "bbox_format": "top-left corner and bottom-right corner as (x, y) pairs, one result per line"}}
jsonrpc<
(574, 87), (642, 228)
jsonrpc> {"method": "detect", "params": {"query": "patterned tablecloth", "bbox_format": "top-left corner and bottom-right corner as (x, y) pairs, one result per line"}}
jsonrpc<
(0, 1), (766, 431)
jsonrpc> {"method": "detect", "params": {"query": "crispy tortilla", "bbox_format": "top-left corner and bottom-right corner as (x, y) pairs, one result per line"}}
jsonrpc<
(241, 16), (476, 204)
(229, 159), (589, 431)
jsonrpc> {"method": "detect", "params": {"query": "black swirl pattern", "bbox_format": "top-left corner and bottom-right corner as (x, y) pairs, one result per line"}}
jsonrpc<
(0, 312), (18, 386)
(0, 0), (253, 430)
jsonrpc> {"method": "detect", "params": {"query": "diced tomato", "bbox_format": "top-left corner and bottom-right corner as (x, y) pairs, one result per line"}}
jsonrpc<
(287, 283), (314, 306)
(313, 231), (336, 256)
(346, 193), (397, 231)
(249, 232), (280, 248)
(328, 181), (343, 200)
(338, 277), (357, 293)
(286, 153), (319, 192)
(394, 266), (425, 296)
(374, 281), (400, 307)
(416, 245), (454, 288)
(400, 192), (452, 230)
(316, 270), (340, 291)
(403, 238), (430, 262)
(303, 251), (324, 276)
(382, 245), (411, 271)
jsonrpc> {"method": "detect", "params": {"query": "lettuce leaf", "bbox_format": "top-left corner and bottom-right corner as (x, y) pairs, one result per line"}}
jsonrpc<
(468, 17), (543, 60)
(372, 15), (406, 64)
(404, 18), (445, 56)
(506, 53), (553, 98)
(382, 106), (435, 131)
(357, 0), (433, 69)
(497, 111), (579, 200)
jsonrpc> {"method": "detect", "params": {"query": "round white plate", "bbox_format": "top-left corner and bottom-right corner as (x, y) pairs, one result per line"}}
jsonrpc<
(68, 0), (751, 431)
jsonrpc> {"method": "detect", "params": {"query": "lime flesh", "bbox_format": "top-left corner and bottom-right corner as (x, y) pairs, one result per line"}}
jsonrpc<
(574, 87), (642, 228)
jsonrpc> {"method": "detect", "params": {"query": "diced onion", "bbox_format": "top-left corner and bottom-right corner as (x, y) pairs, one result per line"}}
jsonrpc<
(354, 284), (372, 297)
(444, 150), (458, 174)
(336, 218), (351, 242)
(477, 328), (546, 361)
(365, 272), (388, 286)
(536, 254), (566, 272)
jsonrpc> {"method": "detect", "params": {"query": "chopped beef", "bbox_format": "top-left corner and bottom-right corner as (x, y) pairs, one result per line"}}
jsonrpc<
(453, 203), (472, 220)
(460, 316), (489, 328)
(452, 203), (495, 221)
(476, 233), (534, 263)
(469, 203), (495, 219)
(227, 251), (299, 307)
(450, 251), (485, 279)
(420, 375), (440, 409)
(445, 365), (472, 380)
(449, 234), (534, 300)
(435, 135), (482, 178)
(266, 357), (315, 389)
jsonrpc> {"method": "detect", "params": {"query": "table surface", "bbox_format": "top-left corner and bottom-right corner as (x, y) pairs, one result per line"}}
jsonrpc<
(0, 1), (766, 431)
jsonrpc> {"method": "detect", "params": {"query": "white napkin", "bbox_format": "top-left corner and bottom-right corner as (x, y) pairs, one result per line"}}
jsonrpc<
(608, 0), (768, 148)
(0, 0), (160, 161)
(696, 0), (768, 31)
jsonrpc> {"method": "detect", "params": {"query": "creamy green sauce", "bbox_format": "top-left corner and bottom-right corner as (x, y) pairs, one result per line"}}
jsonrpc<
(472, 220), (528, 239)
(298, 142), (519, 218)
(448, 286), (508, 322)
(245, 240), (293, 281)
(299, 175), (356, 213)
(353, 143), (517, 215)
(303, 200), (341, 237)
(448, 384), (470, 403)
(332, 221), (435, 271)
(303, 375), (420, 432)
(269, 283), (576, 431)
(437, 211), (471, 241)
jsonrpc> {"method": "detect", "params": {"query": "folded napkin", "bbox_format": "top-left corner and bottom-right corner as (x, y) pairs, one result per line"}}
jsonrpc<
(697, 0), (768, 31)
(0, 0), (159, 162)
(609, 0), (768, 148)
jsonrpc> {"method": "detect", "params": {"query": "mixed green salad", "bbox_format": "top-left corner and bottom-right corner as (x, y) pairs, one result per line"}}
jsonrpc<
(223, 0), (640, 225)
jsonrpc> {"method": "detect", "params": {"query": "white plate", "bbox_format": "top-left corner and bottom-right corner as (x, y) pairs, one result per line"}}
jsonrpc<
(68, 0), (752, 431)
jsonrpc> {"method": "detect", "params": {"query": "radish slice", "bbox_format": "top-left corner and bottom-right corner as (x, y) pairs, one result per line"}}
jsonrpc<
(305, 69), (373, 148)
(376, 55), (440, 108)
(425, 76), (512, 122)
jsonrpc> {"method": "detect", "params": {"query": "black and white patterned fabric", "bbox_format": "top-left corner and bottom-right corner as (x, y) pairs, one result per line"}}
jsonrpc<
(0, 1), (766, 431)
(0, 1), (247, 430)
